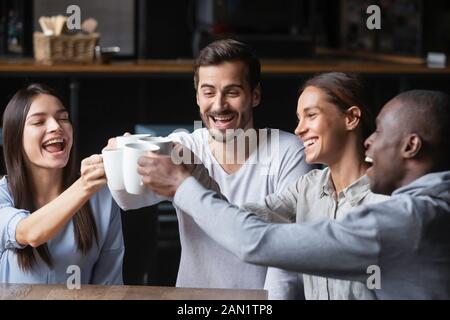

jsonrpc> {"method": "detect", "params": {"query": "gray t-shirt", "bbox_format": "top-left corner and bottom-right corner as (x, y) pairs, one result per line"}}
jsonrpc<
(111, 128), (312, 289)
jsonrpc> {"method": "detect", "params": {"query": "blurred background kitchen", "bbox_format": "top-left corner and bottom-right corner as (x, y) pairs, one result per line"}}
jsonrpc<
(0, 0), (449, 286)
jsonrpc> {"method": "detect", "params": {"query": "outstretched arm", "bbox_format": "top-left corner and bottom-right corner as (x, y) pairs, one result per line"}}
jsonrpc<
(135, 149), (381, 283)
(14, 155), (106, 248)
(174, 177), (381, 283)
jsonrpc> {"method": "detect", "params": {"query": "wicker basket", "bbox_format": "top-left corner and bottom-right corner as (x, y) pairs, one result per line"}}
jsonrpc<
(33, 32), (100, 64)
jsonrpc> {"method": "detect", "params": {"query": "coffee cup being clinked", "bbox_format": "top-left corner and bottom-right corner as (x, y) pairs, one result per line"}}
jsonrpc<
(103, 133), (174, 195)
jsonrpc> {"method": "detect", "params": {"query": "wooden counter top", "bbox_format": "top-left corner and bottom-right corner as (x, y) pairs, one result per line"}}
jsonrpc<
(0, 284), (267, 300)
(1, 58), (450, 75)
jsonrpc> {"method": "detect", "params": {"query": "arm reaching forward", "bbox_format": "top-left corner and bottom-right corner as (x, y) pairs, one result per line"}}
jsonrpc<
(173, 177), (381, 283)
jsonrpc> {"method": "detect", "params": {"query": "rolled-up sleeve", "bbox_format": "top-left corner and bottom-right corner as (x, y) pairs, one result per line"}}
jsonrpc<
(0, 204), (29, 251)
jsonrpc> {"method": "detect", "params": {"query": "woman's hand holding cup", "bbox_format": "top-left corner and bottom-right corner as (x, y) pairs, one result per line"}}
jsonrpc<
(80, 154), (107, 195)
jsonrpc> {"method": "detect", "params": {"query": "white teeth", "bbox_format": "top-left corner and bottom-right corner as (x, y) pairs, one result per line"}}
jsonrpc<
(43, 138), (64, 146)
(213, 115), (234, 121)
(304, 138), (317, 147)
(365, 156), (373, 163)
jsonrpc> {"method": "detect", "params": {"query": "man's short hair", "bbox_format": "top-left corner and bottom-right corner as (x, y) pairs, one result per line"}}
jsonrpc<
(193, 39), (261, 91)
(394, 90), (450, 169)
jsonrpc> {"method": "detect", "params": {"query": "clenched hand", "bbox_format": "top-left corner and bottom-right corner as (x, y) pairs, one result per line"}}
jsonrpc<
(80, 154), (107, 195)
(137, 146), (192, 197)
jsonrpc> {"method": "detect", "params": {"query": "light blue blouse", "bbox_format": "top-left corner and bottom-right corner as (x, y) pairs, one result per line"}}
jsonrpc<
(0, 176), (124, 284)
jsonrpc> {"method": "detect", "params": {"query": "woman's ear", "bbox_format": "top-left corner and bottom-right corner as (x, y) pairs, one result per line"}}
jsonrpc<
(345, 106), (362, 131)
(251, 84), (261, 108)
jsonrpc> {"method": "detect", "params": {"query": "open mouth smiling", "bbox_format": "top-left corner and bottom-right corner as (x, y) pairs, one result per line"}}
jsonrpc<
(209, 114), (237, 129)
(303, 137), (318, 150)
(42, 137), (67, 153)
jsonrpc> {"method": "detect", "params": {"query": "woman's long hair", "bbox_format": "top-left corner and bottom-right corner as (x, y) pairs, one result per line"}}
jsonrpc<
(2, 83), (98, 271)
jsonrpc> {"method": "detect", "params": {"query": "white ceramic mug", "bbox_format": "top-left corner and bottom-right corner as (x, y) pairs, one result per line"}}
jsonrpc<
(116, 134), (151, 148)
(138, 136), (174, 156)
(123, 143), (160, 195)
(102, 148), (125, 190)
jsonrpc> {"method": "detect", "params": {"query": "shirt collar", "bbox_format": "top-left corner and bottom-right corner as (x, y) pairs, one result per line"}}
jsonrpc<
(319, 168), (334, 198)
(319, 167), (371, 206)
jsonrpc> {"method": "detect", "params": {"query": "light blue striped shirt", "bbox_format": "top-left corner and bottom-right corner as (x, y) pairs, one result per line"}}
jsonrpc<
(0, 176), (124, 284)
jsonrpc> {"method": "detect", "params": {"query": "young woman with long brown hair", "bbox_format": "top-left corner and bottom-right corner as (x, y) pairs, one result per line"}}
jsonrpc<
(0, 84), (123, 284)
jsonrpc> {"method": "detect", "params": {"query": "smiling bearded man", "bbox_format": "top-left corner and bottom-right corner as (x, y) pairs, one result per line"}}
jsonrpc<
(108, 39), (314, 292)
